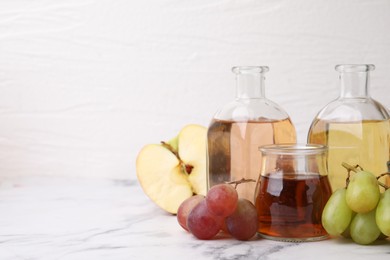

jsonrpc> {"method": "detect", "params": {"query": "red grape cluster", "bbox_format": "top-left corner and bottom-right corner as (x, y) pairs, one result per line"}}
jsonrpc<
(177, 184), (258, 240)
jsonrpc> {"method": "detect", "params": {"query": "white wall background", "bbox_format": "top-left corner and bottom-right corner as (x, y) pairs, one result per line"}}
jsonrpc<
(0, 0), (389, 180)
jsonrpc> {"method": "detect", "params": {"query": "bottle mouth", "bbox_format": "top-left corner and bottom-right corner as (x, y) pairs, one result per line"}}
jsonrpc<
(232, 66), (269, 74)
(259, 144), (327, 155)
(335, 64), (375, 72)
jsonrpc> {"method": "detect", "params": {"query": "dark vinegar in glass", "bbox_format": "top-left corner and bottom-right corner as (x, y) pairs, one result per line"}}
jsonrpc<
(255, 173), (332, 240)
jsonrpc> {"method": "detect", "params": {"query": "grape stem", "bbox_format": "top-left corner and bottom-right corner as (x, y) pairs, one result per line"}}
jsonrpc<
(376, 172), (390, 190)
(341, 162), (389, 190)
(341, 162), (363, 173)
(341, 162), (363, 188)
(226, 178), (256, 189)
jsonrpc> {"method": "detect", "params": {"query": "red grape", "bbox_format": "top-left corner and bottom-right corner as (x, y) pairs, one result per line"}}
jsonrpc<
(177, 195), (205, 231)
(206, 184), (238, 217)
(226, 198), (258, 240)
(187, 200), (223, 240)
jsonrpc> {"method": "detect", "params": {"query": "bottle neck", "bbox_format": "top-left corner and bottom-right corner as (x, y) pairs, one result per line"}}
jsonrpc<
(233, 66), (267, 99)
(337, 64), (374, 99)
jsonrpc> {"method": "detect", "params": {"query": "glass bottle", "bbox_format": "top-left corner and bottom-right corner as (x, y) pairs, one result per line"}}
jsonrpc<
(207, 66), (296, 203)
(254, 144), (332, 242)
(308, 64), (390, 191)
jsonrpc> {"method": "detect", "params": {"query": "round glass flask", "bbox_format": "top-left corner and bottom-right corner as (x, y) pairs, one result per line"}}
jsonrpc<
(207, 66), (296, 203)
(255, 144), (332, 242)
(307, 64), (390, 191)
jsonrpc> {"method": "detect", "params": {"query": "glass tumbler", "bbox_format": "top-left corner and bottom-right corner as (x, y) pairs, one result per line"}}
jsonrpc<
(255, 144), (332, 242)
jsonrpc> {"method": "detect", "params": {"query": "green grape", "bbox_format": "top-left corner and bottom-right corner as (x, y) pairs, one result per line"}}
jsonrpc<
(350, 210), (381, 245)
(377, 232), (389, 240)
(341, 211), (356, 239)
(341, 225), (351, 239)
(346, 170), (380, 213)
(376, 189), (390, 236)
(322, 188), (353, 236)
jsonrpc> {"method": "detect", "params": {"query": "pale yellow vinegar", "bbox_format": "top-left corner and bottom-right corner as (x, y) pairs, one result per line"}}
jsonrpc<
(308, 119), (390, 191)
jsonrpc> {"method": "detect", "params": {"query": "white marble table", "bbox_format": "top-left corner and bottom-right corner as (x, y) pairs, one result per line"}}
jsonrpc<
(0, 175), (388, 260)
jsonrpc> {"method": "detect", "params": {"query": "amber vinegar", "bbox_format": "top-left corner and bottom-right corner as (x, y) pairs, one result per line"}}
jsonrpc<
(255, 173), (332, 240)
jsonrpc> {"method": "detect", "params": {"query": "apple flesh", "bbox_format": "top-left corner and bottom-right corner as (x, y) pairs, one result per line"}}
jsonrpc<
(177, 124), (207, 196)
(136, 124), (207, 214)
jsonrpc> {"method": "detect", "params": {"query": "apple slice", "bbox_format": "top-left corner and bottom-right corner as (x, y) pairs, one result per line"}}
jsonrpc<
(136, 124), (207, 214)
(178, 124), (207, 196)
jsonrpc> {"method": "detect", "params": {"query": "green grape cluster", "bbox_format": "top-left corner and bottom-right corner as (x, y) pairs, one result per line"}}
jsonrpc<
(322, 166), (390, 245)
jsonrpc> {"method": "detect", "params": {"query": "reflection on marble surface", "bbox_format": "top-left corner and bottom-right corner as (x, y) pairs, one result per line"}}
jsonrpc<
(0, 176), (388, 260)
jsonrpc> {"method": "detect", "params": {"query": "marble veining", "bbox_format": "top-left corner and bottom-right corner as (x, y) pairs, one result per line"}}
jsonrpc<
(0, 176), (388, 260)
